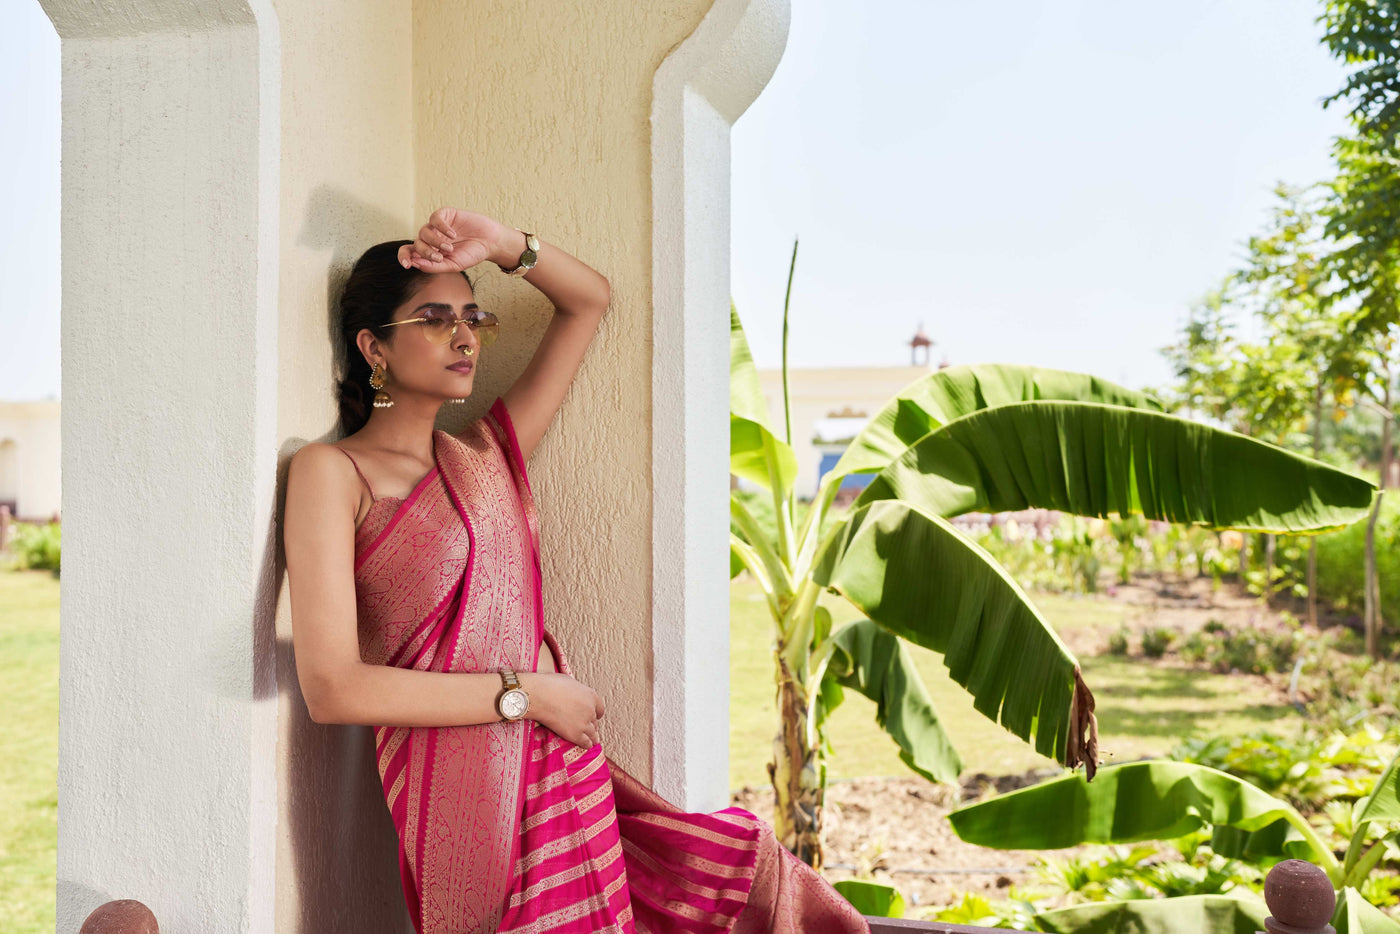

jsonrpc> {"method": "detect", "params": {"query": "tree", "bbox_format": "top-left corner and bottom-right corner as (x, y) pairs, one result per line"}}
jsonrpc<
(1317, 1), (1400, 657)
(1233, 183), (1365, 615)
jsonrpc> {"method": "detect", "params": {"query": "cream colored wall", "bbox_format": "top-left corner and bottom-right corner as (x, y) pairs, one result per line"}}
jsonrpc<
(272, 2), (724, 929)
(412, 0), (718, 787)
(271, 2), (416, 931)
(0, 400), (61, 520)
(757, 364), (935, 498)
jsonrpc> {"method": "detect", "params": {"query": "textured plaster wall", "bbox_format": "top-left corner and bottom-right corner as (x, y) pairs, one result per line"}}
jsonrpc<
(411, 0), (720, 790)
(269, 1), (416, 932)
(45, 1), (281, 931)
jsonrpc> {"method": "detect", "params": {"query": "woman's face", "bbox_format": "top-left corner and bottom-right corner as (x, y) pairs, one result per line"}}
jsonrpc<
(371, 273), (483, 401)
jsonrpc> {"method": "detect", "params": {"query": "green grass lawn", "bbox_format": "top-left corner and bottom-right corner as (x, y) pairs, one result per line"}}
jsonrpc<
(1, 570), (59, 934)
(728, 575), (1295, 791)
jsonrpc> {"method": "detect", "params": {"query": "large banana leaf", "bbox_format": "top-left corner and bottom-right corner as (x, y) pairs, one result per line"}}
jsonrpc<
(832, 879), (905, 918)
(1208, 821), (1297, 862)
(1354, 748), (1400, 835)
(812, 499), (1094, 769)
(946, 761), (1331, 868)
(855, 401), (1377, 532)
(1344, 748), (1400, 885)
(1035, 894), (1268, 934)
(1336, 885), (1400, 934)
(821, 619), (962, 783)
(730, 302), (798, 493)
(830, 364), (1164, 481)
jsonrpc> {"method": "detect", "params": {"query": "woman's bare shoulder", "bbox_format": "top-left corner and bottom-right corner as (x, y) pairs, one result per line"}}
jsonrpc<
(287, 442), (361, 508)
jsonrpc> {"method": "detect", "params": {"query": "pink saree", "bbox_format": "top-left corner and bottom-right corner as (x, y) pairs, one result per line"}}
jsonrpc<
(351, 395), (869, 934)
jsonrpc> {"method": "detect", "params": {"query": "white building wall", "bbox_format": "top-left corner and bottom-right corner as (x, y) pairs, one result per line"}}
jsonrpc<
(0, 400), (61, 520)
(757, 364), (934, 498)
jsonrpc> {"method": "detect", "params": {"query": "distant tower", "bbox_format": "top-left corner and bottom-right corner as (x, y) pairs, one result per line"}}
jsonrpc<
(909, 322), (934, 367)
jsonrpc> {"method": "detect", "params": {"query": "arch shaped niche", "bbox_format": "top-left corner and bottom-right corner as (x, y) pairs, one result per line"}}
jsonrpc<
(651, 0), (791, 810)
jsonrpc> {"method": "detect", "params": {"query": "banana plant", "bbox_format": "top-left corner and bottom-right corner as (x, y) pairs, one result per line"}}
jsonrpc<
(945, 750), (1400, 934)
(728, 241), (1379, 869)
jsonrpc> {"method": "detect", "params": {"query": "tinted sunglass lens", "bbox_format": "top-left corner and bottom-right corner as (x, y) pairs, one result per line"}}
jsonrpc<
(422, 311), (456, 344)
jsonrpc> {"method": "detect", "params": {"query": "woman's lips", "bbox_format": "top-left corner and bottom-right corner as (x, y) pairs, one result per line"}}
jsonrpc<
(448, 362), (474, 373)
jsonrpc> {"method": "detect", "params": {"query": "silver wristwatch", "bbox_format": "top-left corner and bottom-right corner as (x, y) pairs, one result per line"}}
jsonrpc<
(495, 667), (530, 721)
(499, 229), (539, 277)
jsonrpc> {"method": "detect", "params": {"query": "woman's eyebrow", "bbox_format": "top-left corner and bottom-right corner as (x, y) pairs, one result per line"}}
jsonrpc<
(412, 301), (480, 313)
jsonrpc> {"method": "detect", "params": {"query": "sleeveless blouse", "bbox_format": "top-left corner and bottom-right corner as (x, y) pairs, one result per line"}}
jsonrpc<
(343, 395), (870, 934)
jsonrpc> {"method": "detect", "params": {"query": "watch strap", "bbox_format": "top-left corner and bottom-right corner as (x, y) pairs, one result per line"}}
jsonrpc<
(500, 229), (540, 277)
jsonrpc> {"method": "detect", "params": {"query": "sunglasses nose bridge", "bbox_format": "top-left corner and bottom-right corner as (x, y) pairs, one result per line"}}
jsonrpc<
(445, 316), (480, 349)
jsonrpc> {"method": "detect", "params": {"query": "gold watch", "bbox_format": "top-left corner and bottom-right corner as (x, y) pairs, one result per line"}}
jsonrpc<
(499, 229), (539, 277)
(495, 668), (530, 721)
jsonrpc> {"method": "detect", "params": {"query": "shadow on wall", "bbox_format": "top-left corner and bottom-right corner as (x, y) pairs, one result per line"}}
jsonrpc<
(265, 189), (437, 933)
(270, 435), (414, 933)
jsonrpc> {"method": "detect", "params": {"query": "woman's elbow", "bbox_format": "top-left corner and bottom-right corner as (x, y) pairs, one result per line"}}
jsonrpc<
(302, 667), (358, 724)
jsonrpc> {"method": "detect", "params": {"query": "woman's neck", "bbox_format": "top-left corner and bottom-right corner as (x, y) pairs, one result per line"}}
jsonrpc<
(355, 396), (444, 461)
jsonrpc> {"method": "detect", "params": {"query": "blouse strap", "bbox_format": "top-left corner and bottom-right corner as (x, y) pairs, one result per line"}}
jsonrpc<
(334, 446), (377, 502)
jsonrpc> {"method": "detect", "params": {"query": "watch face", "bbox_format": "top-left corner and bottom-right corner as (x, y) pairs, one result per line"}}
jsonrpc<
(500, 689), (528, 720)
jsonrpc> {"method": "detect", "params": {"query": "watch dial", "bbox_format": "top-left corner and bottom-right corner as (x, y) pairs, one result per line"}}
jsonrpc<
(501, 690), (528, 719)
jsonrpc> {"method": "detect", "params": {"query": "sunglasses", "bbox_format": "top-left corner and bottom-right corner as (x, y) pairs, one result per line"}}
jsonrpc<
(381, 307), (499, 347)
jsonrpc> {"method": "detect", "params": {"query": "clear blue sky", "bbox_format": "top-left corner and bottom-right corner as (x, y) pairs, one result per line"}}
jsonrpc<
(1, 0), (60, 401)
(1, 0), (1353, 400)
(731, 0), (1352, 390)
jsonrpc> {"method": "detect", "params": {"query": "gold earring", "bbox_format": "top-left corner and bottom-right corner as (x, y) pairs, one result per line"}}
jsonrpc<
(369, 361), (394, 409)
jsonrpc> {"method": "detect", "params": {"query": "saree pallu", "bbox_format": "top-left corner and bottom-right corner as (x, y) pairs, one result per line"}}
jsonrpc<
(352, 395), (869, 934)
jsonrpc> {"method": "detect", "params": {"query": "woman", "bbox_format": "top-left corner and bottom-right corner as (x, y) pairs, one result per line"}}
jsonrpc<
(283, 207), (870, 934)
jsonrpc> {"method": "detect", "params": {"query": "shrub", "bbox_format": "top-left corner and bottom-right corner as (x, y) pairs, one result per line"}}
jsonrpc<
(1174, 620), (1297, 675)
(6, 520), (60, 575)
(1171, 724), (1399, 814)
(1107, 628), (1131, 657)
(1278, 495), (1400, 622)
(1140, 627), (1174, 659)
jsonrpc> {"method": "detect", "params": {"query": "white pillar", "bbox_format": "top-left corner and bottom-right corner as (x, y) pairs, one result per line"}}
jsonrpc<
(42, 1), (281, 930)
(651, 0), (791, 811)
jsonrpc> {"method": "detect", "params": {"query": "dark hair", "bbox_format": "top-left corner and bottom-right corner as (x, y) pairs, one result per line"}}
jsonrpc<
(335, 239), (475, 437)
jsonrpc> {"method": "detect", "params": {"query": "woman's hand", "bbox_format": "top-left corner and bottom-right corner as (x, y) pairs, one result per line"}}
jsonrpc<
(520, 671), (606, 749)
(398, 207), (509, 273)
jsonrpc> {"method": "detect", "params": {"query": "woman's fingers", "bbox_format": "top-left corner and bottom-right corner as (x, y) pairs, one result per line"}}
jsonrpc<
(412, 236), (443, 262)
(419, 223), (454, 252)
(429, 207), (458, 239)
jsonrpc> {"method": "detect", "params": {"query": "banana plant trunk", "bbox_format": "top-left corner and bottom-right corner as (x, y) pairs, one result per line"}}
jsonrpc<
(768, 654), (825, 869)
(1364, 372), (1391, 660)
(1308, 384), (1323, 627)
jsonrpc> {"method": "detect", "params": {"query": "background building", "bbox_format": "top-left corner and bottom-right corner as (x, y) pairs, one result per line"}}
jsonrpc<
(752, 326), (942, 499)
(0, 399), (60, 521)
